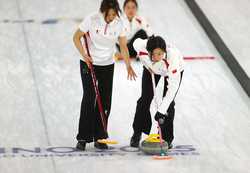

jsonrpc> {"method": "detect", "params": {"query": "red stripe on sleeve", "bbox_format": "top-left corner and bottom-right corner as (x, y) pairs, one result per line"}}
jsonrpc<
(139, 51), (148, 56)
(172, 69), (177, 74)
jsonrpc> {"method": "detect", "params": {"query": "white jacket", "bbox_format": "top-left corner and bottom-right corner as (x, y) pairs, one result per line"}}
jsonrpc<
(121, 15), (153, 42)
(133, 38), (184, 114)
(79, 12), (126, 65)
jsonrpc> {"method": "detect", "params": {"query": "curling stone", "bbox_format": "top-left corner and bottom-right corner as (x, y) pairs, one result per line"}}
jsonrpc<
(140, 134), (168, 155)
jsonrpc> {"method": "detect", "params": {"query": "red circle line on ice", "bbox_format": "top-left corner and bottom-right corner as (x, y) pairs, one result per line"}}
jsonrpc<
(183, 56), (215, 60)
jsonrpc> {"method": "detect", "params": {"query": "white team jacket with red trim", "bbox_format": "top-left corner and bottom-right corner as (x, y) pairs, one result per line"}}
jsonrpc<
(79, 12), (126, 65)
(121, 15), (153, 42)
(133, 38), (184, 114)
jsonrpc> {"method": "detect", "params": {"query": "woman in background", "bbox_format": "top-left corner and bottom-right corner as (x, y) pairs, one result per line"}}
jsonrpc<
(115, 0), (153, 60)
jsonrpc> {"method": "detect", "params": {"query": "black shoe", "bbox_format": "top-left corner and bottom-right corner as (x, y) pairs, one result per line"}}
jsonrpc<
(94, 141), (109, 149)
(130, 132), (141, 148)
(168, 142), (173, 149)
(76, 140), (86, 151)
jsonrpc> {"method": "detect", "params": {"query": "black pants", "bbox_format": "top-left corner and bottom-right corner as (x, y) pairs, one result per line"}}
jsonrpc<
(132, 67), (183, 144)
(117, 29), (148, 58)
(76, 60), (114, 143)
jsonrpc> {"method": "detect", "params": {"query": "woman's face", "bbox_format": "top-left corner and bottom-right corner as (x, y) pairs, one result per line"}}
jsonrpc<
(124, 1), (137, 20)
(105, 9), (117, 23)
(151, 48), (165, 62)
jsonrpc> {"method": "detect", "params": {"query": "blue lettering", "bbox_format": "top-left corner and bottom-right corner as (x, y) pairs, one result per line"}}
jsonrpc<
(46, 147), (78, 153)
(13, 147), (41, 154)
(0, 148), (5, 154)
(172, 145), (195, 152)
(120, 146), (140, 153)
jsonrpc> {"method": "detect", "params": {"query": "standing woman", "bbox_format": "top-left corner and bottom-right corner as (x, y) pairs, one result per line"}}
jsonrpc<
(115, 0), (153, 60)
(73, 0), (137, 151)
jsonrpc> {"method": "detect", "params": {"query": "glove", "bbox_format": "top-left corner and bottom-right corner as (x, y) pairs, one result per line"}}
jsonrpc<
(154, 112), (167, 124)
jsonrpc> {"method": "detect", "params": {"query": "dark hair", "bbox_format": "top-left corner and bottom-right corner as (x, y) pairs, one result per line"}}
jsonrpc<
(146, 35), (166, 53)
(100, 0), (122, 18)
(123, 0), (138, 9)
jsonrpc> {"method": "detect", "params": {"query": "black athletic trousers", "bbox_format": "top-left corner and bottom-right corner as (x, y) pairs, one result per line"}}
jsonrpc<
(117, 29), (148, 57)
(76, 60), (114, 143)
(132, 67), (183, 144)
